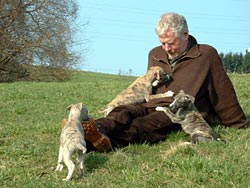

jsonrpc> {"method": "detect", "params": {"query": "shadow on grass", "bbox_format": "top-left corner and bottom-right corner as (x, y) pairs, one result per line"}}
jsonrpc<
(85, 152), (110, 173)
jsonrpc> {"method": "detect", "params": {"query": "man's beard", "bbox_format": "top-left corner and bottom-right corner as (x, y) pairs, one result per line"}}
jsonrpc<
(167, 52), (179, 60)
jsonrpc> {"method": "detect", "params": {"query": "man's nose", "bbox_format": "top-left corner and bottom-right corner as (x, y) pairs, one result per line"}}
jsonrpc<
(163, 44), (171, 52)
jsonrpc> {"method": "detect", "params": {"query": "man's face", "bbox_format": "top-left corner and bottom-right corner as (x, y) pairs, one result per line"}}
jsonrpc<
(159, 29), (189, 59)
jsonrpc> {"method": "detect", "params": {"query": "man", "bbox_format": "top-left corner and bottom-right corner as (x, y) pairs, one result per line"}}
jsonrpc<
(83, 12), (248, 151)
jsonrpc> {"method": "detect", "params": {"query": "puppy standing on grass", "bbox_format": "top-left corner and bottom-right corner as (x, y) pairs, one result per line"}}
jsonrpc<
(55, 103), (88, 181)
(99, 66), (170, 117)
(156, 90), (218, 144)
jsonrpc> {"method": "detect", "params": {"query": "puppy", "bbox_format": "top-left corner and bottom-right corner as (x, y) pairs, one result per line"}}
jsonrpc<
(55, 103), (88, 181)
(99, 66), (169, 116)
(156, 90), (218, 144)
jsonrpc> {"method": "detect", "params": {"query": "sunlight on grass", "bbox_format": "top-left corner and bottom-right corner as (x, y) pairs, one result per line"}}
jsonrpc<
(0, 72), (250, 188)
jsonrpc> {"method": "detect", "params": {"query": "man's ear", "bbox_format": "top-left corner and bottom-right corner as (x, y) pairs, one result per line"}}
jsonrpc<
(183, 32), (189, 40)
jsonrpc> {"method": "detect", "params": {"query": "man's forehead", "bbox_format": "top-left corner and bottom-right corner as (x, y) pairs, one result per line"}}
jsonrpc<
(159, 35), (177, 43)
(160, 29), (175, 37)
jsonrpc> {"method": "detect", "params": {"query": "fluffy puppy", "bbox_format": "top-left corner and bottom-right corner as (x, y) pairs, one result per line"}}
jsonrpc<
(156, 90), (218, 144)
(55, 103), (88, 181)
(99, 66), (169, 117)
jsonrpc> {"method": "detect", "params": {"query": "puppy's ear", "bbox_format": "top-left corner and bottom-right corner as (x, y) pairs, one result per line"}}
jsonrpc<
(66, 104), (73, 111)
(61, 119), (67, 128)
(78, 102), (83, 110)
(190, 95), (195, 103)
(179, 90), (184, 94)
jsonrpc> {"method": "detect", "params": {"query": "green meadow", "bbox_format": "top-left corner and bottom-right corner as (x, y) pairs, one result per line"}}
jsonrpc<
(0, 71), (250, 188)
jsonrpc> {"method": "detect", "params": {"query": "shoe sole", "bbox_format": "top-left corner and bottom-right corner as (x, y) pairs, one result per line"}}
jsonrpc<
(83, 119), (112, 151)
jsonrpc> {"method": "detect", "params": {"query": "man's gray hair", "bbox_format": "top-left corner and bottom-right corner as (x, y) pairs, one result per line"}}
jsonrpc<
(156, 12), (189, 39)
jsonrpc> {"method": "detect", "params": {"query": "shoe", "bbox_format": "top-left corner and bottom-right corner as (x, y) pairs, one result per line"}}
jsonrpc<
(61, 118), (111, 151)
(82, 118), (112, 151)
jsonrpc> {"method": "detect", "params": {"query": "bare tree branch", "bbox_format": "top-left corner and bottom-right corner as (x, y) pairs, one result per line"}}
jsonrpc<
(0, 0), (84, 76)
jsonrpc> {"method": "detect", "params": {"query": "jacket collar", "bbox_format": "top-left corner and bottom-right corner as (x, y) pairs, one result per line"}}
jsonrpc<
(185, 35), (201, 58)
(152, 35), (201, 63)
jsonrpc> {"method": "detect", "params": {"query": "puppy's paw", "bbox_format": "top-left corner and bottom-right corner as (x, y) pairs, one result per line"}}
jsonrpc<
(155, 106), (166, 111)
(62, 178), (70, 181)
(191, 134), (215, 144)
(152, 80), (159, 87)
(80, 169), (85, 177)
(165, 90), (174, 97)
(55, 164), (64, 171)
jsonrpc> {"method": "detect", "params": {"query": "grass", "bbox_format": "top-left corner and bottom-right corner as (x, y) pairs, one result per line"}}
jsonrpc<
(0, 71), (250, 188)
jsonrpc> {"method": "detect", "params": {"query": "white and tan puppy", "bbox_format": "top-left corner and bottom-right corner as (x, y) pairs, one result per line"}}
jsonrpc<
(55, 103), (88, 181)
(99, 66), (169, 117)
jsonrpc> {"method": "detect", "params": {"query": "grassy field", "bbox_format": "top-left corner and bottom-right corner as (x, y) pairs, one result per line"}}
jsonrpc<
(0, 71), (250, 188)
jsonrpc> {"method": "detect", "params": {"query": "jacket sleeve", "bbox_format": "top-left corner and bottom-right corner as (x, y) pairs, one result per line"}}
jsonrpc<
(147, 48), (159, 69)
(208, 47), (247, 128)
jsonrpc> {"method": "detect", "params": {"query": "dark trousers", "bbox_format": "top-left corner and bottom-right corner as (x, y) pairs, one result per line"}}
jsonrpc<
(97, 104), (181, 148)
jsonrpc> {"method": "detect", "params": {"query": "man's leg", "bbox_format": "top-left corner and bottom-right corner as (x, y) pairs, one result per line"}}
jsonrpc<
(83, 104), (147, 151)
(124, 111), (181, 144)
(96, 104), (148, 148)
(98, 106), (181, 148)
(83, 104), (181, 151)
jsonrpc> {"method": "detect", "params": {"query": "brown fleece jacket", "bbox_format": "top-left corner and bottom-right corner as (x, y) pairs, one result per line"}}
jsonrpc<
(144, 35), (247, 128)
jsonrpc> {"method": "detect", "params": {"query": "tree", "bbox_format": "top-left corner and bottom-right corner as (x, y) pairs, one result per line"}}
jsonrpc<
(0, 0), (84, 82)
(242, 52), (250, 73)
(222, 52), (233, 73)
(232, 52), (243, 73)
